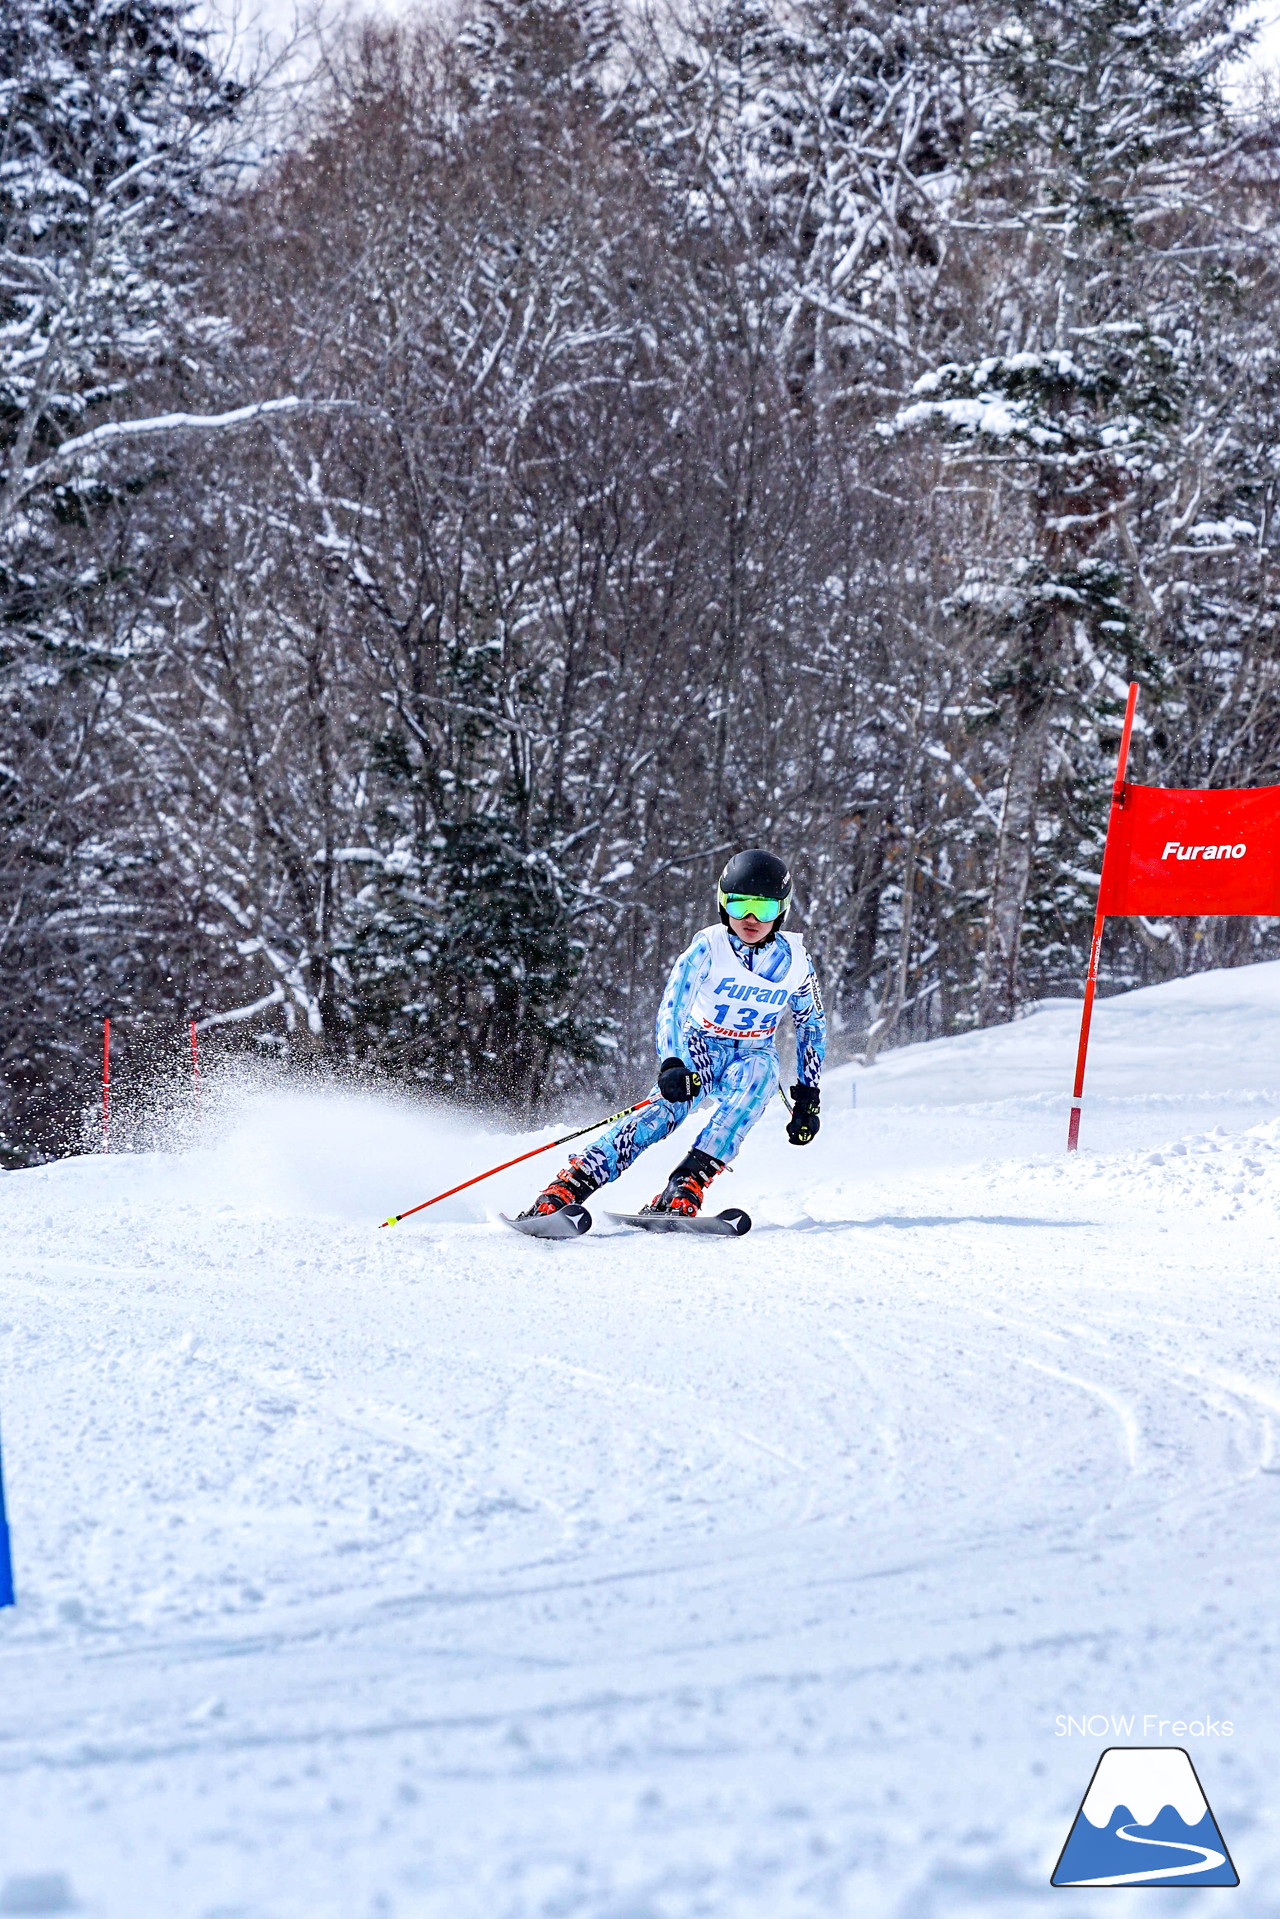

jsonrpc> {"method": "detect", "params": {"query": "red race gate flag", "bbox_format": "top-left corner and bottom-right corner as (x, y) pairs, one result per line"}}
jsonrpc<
(1068, 682), (1280, 1150)
(1098, 784), (1280, 915)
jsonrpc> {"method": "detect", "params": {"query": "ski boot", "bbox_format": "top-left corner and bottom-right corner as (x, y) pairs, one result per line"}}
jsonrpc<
(518, 1158), (600, 1219)
(641, 1146), (725, 1218)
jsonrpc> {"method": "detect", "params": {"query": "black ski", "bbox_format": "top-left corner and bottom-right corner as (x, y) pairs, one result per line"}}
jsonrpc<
(501, 1204), (593, 1240)
(606, 1207), (751, 1237)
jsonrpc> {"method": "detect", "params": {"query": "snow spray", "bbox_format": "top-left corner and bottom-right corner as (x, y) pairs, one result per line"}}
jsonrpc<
(0, 1410), (13, 1607)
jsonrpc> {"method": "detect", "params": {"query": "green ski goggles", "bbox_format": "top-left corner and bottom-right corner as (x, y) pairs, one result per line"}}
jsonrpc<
(720, 893), (784, 922)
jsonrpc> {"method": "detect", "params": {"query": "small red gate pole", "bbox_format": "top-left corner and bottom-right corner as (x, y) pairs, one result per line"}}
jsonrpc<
(1068, 681), (1139, 1152)
(102, 1018), (111, 1153)
(190, 1020), (201, 1124)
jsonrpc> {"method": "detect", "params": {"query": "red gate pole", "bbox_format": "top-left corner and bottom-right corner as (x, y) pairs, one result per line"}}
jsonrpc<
(102, 1017), (111, 1153)
(190, 1020), (201, 1125)
(1067, 681), (1139, 1152)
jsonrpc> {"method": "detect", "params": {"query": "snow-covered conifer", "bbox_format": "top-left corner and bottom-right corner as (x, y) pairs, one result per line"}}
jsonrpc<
(887, 0), (1262, 1019)
(0, 0), (244, 1159)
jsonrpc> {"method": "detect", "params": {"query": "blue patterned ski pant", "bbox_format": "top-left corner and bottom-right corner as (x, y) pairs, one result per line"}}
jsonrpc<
(573, 1031), (780, 1188)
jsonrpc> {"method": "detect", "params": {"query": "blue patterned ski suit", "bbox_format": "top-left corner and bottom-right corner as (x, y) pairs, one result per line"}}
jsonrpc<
(574, 925), (826, 1189)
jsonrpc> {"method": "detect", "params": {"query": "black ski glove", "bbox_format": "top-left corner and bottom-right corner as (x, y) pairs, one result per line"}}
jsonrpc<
(658, 1056), (702, 1104)
(787, 1082), (820, 1145)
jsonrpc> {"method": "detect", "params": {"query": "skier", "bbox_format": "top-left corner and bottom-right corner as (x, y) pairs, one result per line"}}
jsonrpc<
(520, 849), (825, 1220)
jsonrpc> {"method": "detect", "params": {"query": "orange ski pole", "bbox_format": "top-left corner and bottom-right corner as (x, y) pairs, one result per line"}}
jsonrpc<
(379, 1098), (654, 1227)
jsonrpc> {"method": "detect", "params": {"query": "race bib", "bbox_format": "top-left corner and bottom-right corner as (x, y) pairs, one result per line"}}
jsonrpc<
(686, 925), (808, 1042)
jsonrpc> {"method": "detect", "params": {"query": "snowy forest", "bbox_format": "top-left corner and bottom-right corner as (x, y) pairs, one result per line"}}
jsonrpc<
(3, 0), (1280, 1161)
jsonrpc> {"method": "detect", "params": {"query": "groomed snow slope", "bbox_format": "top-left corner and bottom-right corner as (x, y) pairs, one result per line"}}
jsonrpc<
(3, 963), (1280, 1917)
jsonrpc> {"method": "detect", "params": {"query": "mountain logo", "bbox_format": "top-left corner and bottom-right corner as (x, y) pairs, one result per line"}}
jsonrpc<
(1051, 1748), (1238, 1887)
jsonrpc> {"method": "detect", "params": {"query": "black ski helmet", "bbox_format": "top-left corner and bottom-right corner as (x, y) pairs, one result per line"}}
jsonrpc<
(717, 848), (792, 934)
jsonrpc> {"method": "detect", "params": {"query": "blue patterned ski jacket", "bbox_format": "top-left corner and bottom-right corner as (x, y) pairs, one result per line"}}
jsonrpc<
(656, 927), (826, 1087)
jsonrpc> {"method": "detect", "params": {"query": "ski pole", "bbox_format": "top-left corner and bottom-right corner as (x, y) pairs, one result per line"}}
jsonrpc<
(379, 1098), (654, 1227)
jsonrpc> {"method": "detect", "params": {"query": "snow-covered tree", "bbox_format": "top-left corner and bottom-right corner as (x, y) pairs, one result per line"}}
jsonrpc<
(887, 0), (1262, 1019)
(0, 0), (244, 1159)
(5, 0), (1280, 1159)
(458, 0), (617, 115)
(0, 0), (243, 536)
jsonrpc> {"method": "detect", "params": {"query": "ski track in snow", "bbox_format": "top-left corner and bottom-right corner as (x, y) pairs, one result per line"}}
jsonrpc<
(4, 964), (1280, 1915)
